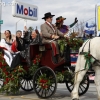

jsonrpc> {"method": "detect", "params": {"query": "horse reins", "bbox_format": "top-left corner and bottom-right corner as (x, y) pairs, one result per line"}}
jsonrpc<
(75, 38), (100, 74)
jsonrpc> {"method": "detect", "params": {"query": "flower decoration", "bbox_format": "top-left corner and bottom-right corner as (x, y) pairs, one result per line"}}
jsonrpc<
(38, 74), (51, 89)
(67, 38), (83, 50)
(58, 32), (84, 54)
(29, 54), (42, 76)
(56, 70), (74, 83)
(0, 51), (42, 94)
(0, 52), (26, 94)
(84, 52), (95, 70)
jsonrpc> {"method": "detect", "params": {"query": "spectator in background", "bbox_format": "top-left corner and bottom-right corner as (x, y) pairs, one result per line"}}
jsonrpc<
(0, 30), (13, 51)
(0, 30), (14, 66)
(11, 26), (39, 52)
(11, 26), (39, 68)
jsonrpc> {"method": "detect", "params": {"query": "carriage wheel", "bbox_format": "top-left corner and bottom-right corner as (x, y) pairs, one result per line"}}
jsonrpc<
(66, 74), (89, 96)
(20, 74), (34, 91)
(33, 67), (57, 99)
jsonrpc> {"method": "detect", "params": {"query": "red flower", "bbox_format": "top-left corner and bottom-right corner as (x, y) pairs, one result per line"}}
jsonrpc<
(88, 54), (91, 57)
(41, 84), (48, 89)
(0, 63), (2, 68)
(5, 71), (9, 75)
(11, 78), (14, 81)
(9, 74), (12, 77)
(40, 79), (48, 83)
(5, 78), (10, 83)
(14, 69), (17, 72)
(3, 68), (6, 72)
(33, 60), (36, 64)
(19, 70), (23, 72)
(62, 71), (65, 73)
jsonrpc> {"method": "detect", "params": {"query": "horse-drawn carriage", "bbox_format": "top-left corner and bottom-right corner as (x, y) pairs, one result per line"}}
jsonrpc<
(0, 41), (90, 98)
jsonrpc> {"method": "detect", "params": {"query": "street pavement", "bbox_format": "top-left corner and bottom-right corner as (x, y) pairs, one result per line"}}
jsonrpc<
(0, 83), (97, 100)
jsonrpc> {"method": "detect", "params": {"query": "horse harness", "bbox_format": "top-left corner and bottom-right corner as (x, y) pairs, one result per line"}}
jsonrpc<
(75, 39), (100, 73)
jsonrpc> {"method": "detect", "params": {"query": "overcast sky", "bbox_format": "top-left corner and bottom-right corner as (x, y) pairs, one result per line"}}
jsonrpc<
(0, 0), (100, 34)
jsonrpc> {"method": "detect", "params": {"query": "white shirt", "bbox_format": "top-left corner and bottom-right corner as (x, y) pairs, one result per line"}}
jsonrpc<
(0, 39), (12, 51)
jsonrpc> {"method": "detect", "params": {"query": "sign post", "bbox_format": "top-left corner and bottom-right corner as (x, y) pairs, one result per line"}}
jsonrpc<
(0, 0), (2, 40)
(97, 6), (100, 31)
(0, 20), (3, 24)
(96, 4), (100, 36)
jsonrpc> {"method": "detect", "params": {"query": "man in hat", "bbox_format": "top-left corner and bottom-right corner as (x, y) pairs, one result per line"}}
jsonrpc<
(55, 16), (78, 34)
(41, 12), (67, 63)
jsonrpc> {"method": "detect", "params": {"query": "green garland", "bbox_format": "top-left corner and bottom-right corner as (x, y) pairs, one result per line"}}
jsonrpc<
(84, 52), (95, 69)
(29, 54), (41, 76)
(58, 38), (84, 54)
(0, 52), (26, 94)
(56, 70), (74, 83)
(58, 39), (67, 55)
(0, 52), (41, 94)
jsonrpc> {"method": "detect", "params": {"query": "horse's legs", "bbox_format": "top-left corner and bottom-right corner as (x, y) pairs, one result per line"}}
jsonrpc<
(71, 54), (88, 100)
(93, 66), (100, 100)
(71, 69), (87, 100)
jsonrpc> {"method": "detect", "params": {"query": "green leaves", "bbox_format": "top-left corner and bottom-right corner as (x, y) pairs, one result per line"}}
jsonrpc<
(56, 70), (74, 82)
(84, 52), (95, 69)
(0, 52), (26, 94)
(58, 39), (67, 55)
(0, 66), (26, 94)
(58, 38), (84, 55)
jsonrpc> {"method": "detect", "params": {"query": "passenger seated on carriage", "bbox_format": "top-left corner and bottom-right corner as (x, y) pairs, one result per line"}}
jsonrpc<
(55, 16), (78, 64)
(0, 30), (14, 66)
(55, 16), (78, 34)
(11, 27), (41, 68)
(41, 12), (68, 63)
(0, 30), (13, 51)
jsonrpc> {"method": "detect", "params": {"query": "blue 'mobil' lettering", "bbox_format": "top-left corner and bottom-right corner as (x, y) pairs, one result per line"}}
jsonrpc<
(29, 7), (33, 16)
(17, 4), (23, 14)
(17, 4), (37, 17)
(33, 8), (37, 17)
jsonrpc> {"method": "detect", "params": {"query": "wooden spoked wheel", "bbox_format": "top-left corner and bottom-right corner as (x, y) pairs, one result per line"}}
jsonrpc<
(33, 67), (57, 98)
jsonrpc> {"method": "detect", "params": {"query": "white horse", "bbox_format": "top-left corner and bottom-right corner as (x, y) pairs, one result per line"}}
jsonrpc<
(71, 37), (100, 100)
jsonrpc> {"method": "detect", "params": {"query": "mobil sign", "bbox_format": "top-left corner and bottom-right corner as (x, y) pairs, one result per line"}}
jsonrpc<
(12, 0), (38, 21)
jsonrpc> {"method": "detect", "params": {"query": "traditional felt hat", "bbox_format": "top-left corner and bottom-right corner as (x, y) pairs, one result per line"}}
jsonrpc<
(56, 16), (66, 23)
(42, 12), (55, 19)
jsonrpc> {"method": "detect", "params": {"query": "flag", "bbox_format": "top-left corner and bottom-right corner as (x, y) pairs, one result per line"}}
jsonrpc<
(86, 22), (95, 28)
